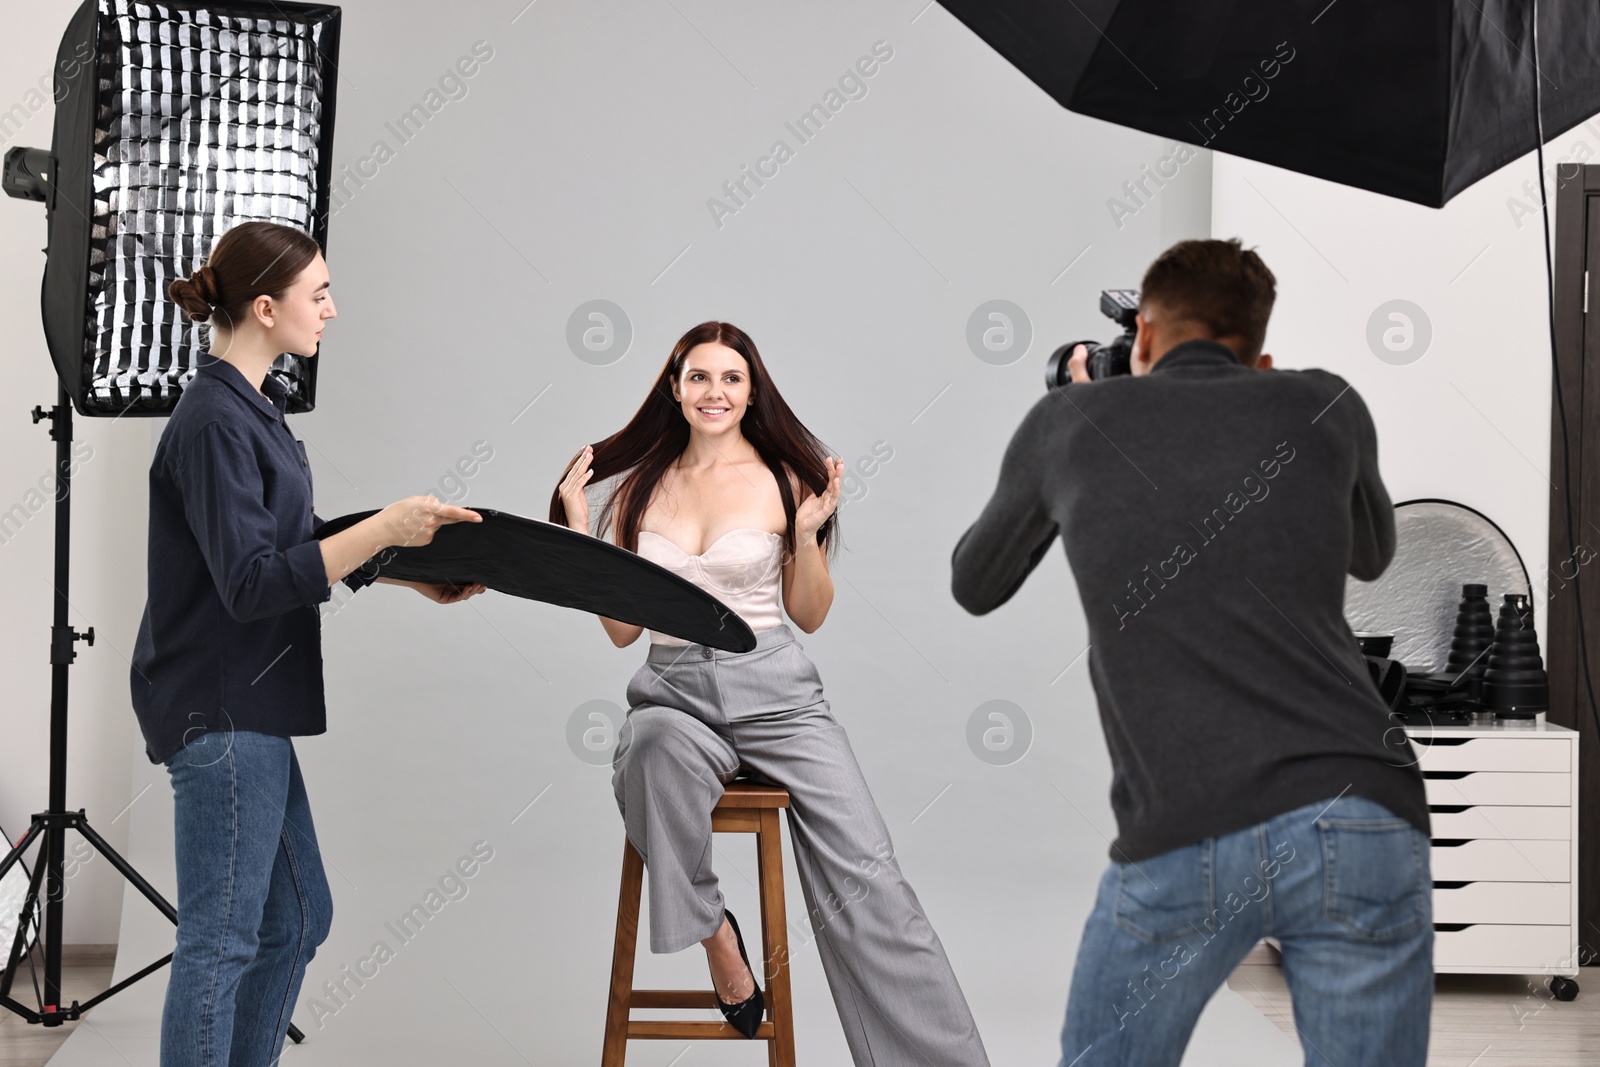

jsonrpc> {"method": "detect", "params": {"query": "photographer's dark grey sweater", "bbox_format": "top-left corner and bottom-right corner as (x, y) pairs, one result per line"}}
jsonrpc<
(951, 340), (1428, 862)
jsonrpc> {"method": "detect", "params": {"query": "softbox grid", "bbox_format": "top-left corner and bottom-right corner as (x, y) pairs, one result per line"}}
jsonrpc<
(85, 1), (338, 414)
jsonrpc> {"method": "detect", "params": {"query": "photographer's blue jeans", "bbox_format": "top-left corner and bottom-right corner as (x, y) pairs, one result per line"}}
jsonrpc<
(1059, 795), (1433, 1066)
(162, 731), (332, 1067)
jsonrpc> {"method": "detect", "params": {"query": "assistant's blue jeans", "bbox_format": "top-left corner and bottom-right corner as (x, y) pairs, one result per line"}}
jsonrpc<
(162, 731), (333, 1066)
(1059, 795), (1434, 1066)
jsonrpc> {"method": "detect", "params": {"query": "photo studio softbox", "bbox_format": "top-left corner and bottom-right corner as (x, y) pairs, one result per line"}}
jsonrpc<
(937, 0), (1600, 208)
(38, 0), (342, 417)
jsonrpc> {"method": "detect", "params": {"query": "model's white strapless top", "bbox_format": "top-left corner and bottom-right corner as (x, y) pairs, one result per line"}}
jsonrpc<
(636, 528), (785, 645)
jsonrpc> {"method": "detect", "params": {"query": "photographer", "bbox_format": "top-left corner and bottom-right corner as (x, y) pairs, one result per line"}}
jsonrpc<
(950, 239), (1432, 1065)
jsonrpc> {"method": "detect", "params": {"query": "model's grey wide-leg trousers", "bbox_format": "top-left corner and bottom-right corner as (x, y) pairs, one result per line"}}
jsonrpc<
(613, 624), (989, 1067)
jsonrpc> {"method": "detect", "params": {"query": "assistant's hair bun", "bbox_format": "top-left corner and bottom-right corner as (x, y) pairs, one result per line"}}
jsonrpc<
(193, 264), (219, 306)
(168, 264), (218, 322)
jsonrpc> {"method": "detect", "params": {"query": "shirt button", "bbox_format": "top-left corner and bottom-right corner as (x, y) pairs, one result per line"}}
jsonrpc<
(700, 647), (713, 659)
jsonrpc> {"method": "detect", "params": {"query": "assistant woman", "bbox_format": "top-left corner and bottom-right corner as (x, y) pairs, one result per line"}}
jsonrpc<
(132, 221), (486, 1067)
(551, 321), (989, 1065)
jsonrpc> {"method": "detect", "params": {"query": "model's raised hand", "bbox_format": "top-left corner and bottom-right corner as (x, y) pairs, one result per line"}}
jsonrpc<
(559, 444), (595, 533)
(796, 456), (843, 544)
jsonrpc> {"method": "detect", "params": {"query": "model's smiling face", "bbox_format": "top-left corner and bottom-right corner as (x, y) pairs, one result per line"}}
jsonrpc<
(672, 342), (752, 434)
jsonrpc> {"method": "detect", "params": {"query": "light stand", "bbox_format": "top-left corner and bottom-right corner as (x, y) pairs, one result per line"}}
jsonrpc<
(0, 388), (307, 1043)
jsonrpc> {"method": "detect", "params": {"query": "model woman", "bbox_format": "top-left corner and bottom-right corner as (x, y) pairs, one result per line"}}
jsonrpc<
(552, 321), (989, 1065)
(132, 221), (486, 1067)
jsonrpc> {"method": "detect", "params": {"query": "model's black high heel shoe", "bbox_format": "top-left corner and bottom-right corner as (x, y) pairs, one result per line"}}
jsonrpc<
(713, 910), (764, 1039)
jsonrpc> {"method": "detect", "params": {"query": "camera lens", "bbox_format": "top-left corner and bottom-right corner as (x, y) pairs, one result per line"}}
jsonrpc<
(1044, 289), (1140, 390)
(1045, 343), (1083, 389)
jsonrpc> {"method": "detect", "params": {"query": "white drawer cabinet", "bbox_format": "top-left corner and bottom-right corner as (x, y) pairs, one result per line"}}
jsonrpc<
(1406, 719), (1580, 999)
(1415, 737), (1571, 772)
(1427, 805), (1570, 840)
(1421, 771), (1570, 806)
(1429, 839), (1570, 882)
(1433, 924), (1574, 969)
(1432, 882), (1569, 925)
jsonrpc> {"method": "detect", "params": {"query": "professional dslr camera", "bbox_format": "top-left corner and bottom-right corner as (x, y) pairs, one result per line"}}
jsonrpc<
(1045, 289), (1140, 387)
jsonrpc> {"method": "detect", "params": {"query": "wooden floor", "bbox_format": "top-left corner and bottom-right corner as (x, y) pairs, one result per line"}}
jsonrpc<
(1228, 944), (1600, 1065)
(0, 946), (1596, 1065)
(0, 947), (115, 1067)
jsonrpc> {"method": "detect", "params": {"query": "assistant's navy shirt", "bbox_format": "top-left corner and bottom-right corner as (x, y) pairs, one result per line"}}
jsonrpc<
(131, 357), (372, 763)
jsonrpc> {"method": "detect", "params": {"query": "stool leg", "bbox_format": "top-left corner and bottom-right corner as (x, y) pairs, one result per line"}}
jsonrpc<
(602, 840), (646, 1067)
(757, 809), (796, 1067)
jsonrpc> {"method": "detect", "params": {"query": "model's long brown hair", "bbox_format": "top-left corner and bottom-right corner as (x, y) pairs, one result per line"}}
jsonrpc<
(548, 321), (839, 562)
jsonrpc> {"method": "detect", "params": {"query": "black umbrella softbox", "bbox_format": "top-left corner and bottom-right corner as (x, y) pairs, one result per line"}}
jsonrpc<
(937, 0), (1600, 207)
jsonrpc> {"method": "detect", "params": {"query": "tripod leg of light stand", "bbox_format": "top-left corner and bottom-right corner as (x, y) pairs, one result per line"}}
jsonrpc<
(0, 821), (44, 882)
(73, 818), (173, 922)
(0, 818), (45, 998)
(74, 951), (172, 1013)
(0, 824), (48, 1000)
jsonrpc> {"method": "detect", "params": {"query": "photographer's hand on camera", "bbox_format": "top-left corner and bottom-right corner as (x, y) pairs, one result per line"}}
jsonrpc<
(1067, 343), (1092, 384)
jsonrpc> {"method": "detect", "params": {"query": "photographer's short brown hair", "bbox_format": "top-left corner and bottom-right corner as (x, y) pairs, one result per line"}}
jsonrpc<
(1140, 239), (1276, 359)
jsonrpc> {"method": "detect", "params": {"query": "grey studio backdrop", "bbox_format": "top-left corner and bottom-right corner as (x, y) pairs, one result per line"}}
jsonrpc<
(1, 1), (1308, 1063)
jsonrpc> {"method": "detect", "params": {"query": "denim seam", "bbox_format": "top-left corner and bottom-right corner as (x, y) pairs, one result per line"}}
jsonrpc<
(1321, 823), (1336, 932)
(1255, 824), (1275, 931)
(1318, 817), (1410, 831)
(1112, 841), (1216, 944)
(199, 740), (241, 1064)
(268, 825), (311, 1060)
(1320, 822), (1426, 943)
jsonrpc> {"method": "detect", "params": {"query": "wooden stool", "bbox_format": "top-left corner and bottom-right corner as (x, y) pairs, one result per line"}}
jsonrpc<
(602, 781), (796, 1066)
